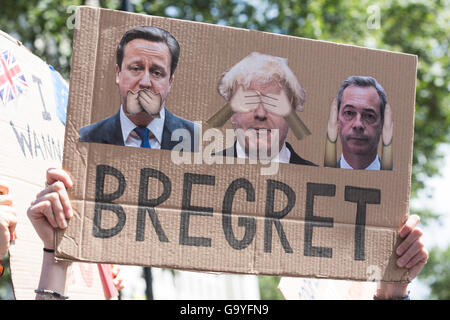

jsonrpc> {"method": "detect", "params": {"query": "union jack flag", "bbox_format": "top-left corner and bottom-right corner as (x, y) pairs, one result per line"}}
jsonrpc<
(0, 49), (28, 104)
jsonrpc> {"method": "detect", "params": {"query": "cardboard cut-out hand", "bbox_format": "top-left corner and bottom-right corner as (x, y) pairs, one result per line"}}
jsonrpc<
(256, 89), (311, 139)
(230, 85), (262, 113)
(381, 103), (393, 170)
(206, 85), (259, 128)
(125, 89), (162, 117)
(206, 84), (311, 140)
(324, 98), (338, 167)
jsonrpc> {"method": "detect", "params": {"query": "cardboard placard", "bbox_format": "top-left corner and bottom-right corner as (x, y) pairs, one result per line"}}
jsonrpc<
(57, 6), (417, 283)
(0, 30), (108, 299)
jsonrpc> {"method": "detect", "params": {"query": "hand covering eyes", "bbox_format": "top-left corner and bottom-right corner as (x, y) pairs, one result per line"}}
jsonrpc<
(206, 84), (311, 140)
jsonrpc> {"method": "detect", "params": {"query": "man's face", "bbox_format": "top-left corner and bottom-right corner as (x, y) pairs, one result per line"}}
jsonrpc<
(116, 39), (173, 117)
(338, 85), (383, 158)
(231, 80), (289, 158)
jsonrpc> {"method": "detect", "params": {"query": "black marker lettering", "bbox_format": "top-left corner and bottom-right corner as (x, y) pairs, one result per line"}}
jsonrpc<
(93, 165), (126, 238)
(136, 168), (171, 242)
(180, 173), (215, 247)
(304, 182), (335, 258)
(222, 178), (256, 250)
(345, 186), (381, 261)
(264, 179), (295, 253)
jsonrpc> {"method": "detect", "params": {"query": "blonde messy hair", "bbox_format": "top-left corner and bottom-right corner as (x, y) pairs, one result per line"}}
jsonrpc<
(217, 52), (306, 111)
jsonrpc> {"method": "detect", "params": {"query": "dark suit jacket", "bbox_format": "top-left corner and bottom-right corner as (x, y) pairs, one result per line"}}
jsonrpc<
(218, 141), (317, 166)
(80, 108), (198, 151)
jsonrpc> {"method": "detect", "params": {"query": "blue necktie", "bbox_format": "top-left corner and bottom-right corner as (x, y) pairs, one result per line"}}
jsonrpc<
(134, 126), (151, 148)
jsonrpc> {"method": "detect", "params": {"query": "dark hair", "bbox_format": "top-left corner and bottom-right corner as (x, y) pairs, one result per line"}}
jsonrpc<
(337, 76), (387, 120)
(116, 26), (180, 77)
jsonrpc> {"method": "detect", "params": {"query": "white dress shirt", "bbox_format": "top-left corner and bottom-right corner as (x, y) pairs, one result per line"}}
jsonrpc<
(339, 154), (381, 170)
(235, 140), (291, 163)
(120, 105), (165, 149)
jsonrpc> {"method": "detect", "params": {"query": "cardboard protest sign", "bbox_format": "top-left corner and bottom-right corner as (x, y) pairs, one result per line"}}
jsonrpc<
(57, 6), (417, 283)
(0, 30), (109, 299)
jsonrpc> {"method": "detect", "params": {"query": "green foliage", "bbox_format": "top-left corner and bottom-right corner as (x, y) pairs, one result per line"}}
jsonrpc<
(258, 276), (284, 300)
(380, 1), (450, 199)
(419, 246), (450, 299)
(1, 0), (449, 300)
(411, 208), (441, 226)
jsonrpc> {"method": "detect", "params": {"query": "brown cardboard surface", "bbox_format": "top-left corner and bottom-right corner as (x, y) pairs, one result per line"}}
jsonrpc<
(0, 30), (107, 299)
(57, 6), (417, 282)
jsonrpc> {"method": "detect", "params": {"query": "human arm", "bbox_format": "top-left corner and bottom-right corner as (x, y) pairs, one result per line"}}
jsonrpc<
(27, 169), (124, 298)
(27, 168), (73, 299)
(375, 214), (428, 299)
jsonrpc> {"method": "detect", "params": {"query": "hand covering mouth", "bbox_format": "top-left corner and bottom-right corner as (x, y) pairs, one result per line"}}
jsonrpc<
(125, 89), (162, 117)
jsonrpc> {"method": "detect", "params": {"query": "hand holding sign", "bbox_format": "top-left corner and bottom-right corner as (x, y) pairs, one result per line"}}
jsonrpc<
(26, 168), (121, 299)
(376, 214), (428, 299)
(27, 168), (73, 249)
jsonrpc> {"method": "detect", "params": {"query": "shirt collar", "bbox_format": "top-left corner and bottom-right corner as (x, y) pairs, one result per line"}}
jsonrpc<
(120, 105), (165, 144)
(340, 154), (380, 170)
(236, 140), (290, 163)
